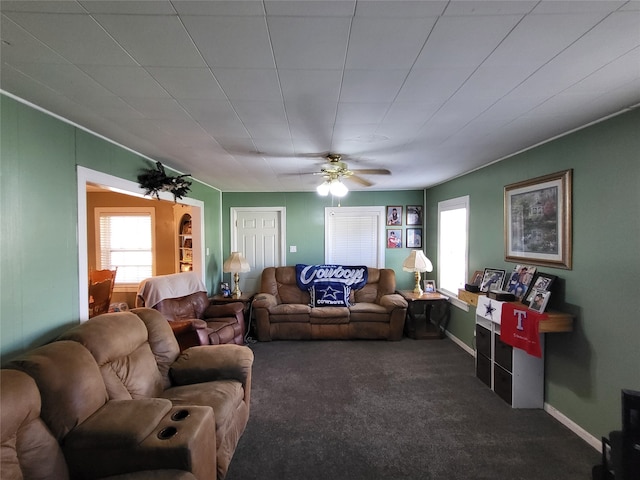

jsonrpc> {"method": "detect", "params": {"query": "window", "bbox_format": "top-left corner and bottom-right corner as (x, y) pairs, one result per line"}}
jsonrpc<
(325, 207), (385, 268)
(437, 196), (469, 299)
(95, 207), (155, 287)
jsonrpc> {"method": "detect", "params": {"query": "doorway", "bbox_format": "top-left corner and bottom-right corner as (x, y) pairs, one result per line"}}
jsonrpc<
(230, 207), (286, 294)
(77, 166), (205, 321)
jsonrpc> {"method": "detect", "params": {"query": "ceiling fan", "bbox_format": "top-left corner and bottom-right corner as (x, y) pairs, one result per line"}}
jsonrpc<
(312, 154), (391, 192)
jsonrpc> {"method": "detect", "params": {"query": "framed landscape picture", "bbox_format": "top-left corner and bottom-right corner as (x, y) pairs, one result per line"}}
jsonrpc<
(504, 169), (572, 269)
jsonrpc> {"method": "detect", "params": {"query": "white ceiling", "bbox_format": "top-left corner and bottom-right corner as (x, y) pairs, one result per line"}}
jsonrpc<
(2, 0), (639, 192)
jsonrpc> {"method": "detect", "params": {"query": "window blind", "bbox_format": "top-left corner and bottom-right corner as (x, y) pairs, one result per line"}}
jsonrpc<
(98, 212), (153, 284)
(325, 207), (384, 268)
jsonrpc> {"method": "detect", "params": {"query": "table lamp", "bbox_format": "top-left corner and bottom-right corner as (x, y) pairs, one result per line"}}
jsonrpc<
(223, 252), (250, 298)
(402, 250), (433, 295)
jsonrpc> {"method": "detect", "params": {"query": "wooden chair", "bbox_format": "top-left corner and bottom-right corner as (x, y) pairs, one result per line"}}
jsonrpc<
(88, 268), (117, 318)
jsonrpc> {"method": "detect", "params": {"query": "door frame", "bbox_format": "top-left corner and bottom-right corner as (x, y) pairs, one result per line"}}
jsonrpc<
(230, 207), (286, 266)
(77, 166), (205, 321)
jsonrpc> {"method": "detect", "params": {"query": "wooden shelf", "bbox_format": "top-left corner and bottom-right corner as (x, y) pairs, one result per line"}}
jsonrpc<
(459, 289), (573, 333)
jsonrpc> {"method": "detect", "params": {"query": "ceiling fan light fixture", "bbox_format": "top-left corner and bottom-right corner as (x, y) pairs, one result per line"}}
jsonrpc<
(329, 179), (348, 197)
(317, 181), (331, 196)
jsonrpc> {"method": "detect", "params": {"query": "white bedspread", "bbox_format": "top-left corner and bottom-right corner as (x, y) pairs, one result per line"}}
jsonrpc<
(137, 272), (206, 308)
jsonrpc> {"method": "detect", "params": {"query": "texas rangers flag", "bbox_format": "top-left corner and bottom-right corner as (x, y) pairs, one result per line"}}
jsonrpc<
(500, 303), (545, 358)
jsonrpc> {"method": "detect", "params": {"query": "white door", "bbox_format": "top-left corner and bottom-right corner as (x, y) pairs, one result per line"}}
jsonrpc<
(231, 208), (285, 294)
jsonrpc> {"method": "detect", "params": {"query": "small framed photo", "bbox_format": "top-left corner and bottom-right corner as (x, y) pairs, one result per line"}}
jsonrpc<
(387, 229), (402, 248)
(220, 282), (231, 298)
(505, 264), (537, 301)
(470, 270), (484, 286)
(406, 205), (423, 226)
(424, 280), (436, 293)
(480, 268), (506, 292)
(529, 289), (551, 313)
(386, 206), (403, 226)
(523, 272), (557, 305)
(406, 228), (422, 248)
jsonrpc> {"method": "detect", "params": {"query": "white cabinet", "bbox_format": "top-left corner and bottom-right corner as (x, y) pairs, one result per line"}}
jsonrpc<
(475, 296), (544, 408)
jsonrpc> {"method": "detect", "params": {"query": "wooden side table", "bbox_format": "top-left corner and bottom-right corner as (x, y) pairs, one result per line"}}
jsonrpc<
(210, 293), (254, 308)
(396, 290), (450, 339)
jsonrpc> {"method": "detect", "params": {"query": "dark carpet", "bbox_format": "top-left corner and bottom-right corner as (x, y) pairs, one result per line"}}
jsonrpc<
(226, 339), (599, 480)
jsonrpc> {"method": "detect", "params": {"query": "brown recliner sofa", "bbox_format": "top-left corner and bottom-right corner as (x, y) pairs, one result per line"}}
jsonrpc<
(136, 272), (246, 349)
(0, 368), (199, 480)
(253, 266), (408, 341)
(2, 308), (253, 480)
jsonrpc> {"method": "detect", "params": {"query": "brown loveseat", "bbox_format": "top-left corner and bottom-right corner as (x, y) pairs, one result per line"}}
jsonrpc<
(253, 266), (408, 341)
(2, 308), (253, 479)
(136, 272), (246, 349)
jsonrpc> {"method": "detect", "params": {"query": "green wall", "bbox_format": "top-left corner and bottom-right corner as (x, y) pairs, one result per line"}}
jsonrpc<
(0, 95), (223, 363)
(3, 90), (638, 445)
(221, 190), (424, 291)
(425, 108), (640, 441)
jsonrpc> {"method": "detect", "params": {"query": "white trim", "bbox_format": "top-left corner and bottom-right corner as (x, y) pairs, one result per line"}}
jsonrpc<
(449, 296), (470, 312)
(2, 89), (220, 192)
(437, 195), (470, 300)
(77, 166), (205, 321)
(446, 330), (475, 356)
(544, 403), (600, 451)
(449, 328), (601, 452)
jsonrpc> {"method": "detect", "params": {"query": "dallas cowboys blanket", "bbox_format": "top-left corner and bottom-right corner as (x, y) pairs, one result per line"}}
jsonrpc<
(295, 264), (368, 307)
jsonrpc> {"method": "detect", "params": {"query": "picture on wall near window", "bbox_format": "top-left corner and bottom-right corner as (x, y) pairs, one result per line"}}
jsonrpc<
(505, 264), (537, 301)
(386, 206), (402, 226)
(406, 205), (423, 226)
(406, 228), (422, 248)
(529, 289), (551, 313)
(387, 229), (402, 248)
(424, 280), (436, 293)
(480, 268), (506, 292)
(522, 272), (557, 305)
(504, 169), (572, 269)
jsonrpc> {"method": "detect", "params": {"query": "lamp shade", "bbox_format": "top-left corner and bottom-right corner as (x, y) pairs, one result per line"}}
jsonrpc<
(317, 181), (331, 196)
(329, 180), (348, 197)
(223, 252), (250, 273)
(402, 250), (433, 273)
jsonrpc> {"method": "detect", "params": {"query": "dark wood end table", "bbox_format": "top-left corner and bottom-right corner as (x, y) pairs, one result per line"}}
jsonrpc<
(396, 290), (451, 339)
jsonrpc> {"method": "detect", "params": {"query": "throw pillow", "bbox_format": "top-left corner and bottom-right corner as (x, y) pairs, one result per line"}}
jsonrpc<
(310, 283), (352, 307)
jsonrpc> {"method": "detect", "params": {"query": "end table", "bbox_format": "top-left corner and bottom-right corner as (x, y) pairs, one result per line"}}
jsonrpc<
(396, 290), (450, 339)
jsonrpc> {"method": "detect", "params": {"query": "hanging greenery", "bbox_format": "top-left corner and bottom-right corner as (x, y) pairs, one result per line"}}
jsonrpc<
(137, 161), (192, 201)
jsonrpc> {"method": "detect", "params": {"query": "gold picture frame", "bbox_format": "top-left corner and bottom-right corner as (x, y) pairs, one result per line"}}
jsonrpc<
(504, 169), (572, 269)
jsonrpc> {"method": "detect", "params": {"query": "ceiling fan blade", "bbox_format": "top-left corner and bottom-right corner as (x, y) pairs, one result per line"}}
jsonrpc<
(351, 168), (391, 175)
(347, 175), (374, 187)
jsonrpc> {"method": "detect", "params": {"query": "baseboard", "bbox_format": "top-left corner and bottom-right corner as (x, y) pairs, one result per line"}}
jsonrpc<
(445, 330), (475, 356)
(544, 403), (601, 451)
(445, 329), (600, 452)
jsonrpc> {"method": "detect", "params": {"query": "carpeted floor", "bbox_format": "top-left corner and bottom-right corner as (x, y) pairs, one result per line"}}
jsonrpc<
(226, 338), (599, 480)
